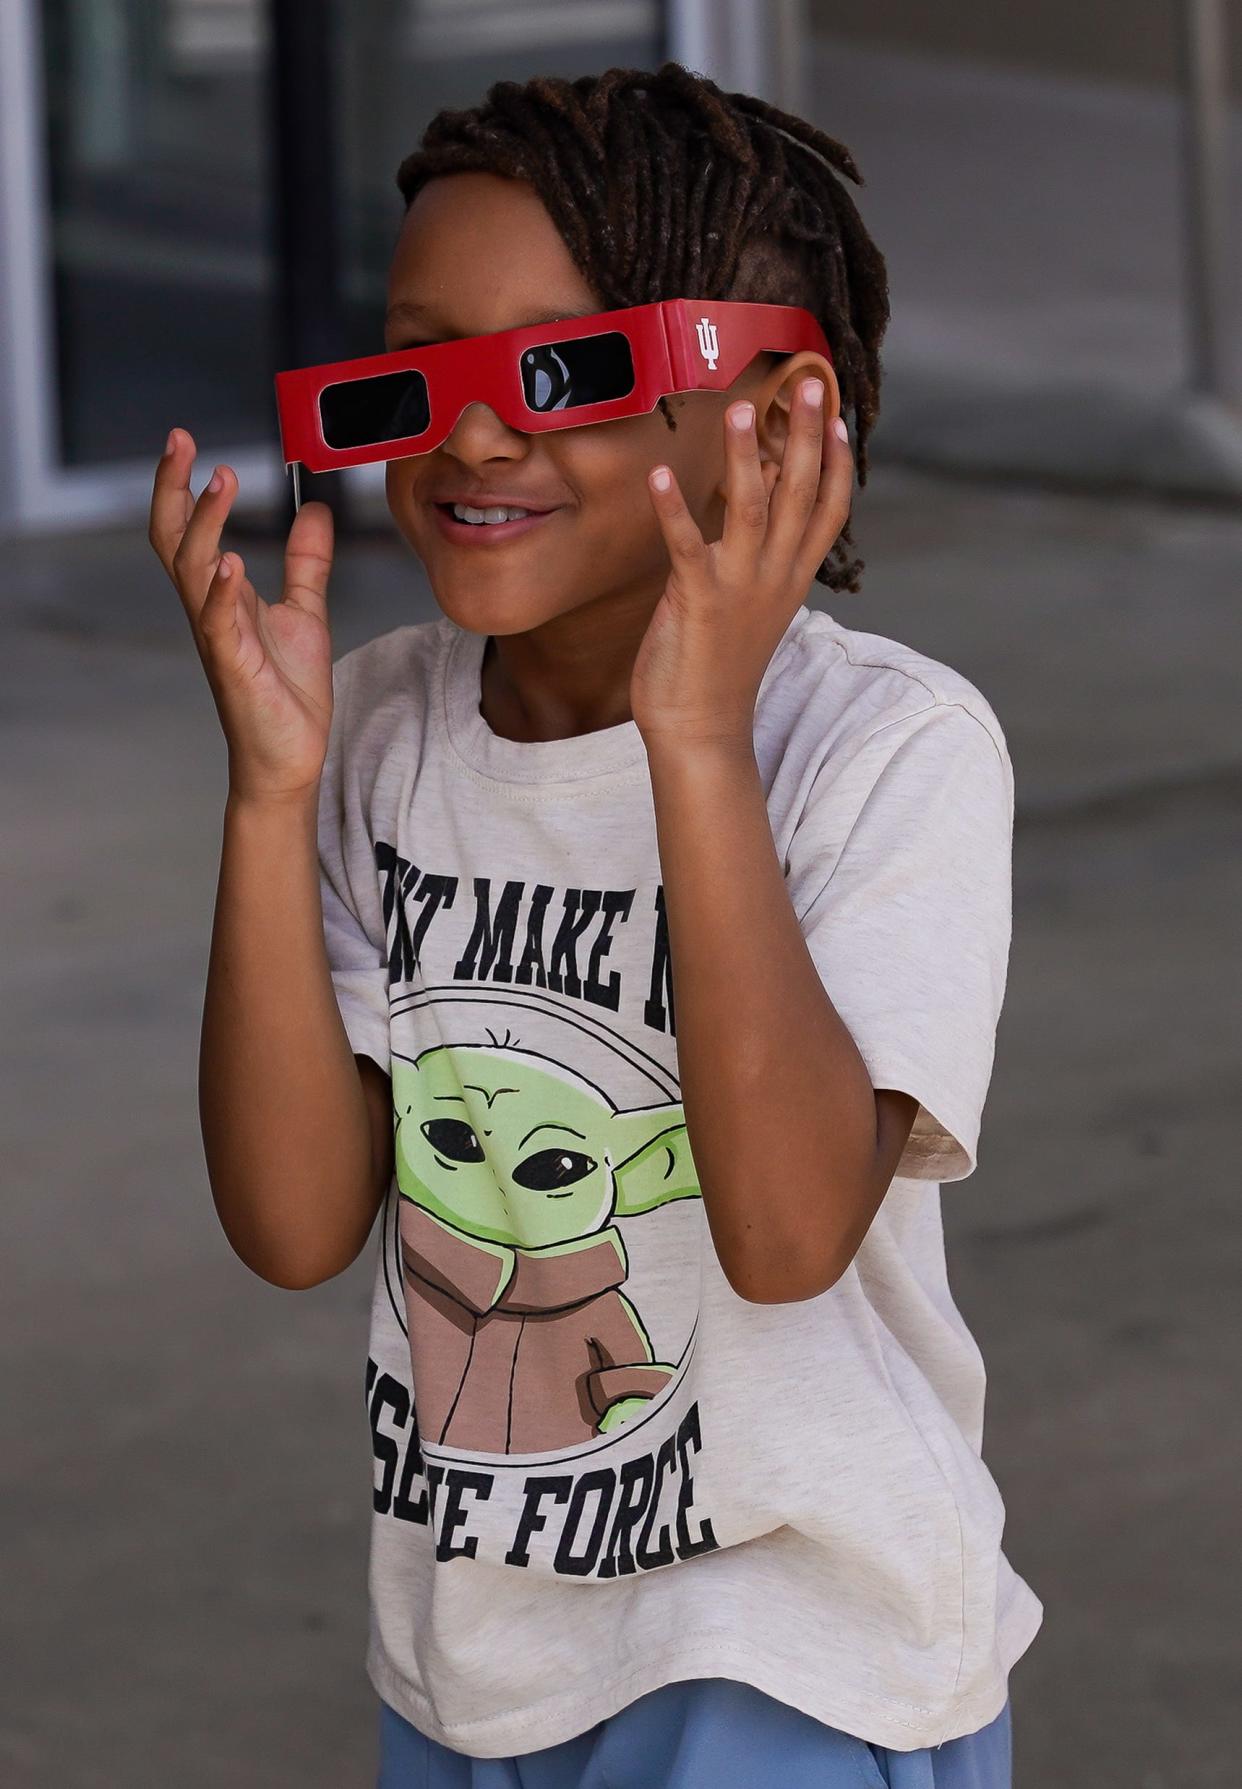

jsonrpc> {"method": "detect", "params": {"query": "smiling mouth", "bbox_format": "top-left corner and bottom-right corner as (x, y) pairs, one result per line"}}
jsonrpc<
(432, 502), (559, 543)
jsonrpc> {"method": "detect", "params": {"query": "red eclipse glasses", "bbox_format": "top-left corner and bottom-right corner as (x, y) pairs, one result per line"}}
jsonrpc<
(273, 299), (833, 509)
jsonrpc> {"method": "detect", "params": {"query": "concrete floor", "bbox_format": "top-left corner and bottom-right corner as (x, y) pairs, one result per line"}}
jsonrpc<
(3, 460), (1240, 1786)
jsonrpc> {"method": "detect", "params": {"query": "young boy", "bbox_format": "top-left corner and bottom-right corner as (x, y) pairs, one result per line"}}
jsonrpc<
(149, 62), (1040, 1789)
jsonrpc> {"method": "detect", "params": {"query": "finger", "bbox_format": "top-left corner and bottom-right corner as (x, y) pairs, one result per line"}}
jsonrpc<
(171, 461), (235, 598)
(203, 548), (276, 673)
(158, 445), (238, 624)
(196, 550), (247, 665)
(647, 465), (710, 586)
(148, 427), (198, 576)
(791, 408), (854, 589)
(280, 500), (336, 625)
(719, 400), (769, 565)
(764, 377), (828, 566)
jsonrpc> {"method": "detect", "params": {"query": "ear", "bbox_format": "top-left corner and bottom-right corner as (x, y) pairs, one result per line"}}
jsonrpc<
(716, 351), (841, 503)
(608, 1107), (702, 1217)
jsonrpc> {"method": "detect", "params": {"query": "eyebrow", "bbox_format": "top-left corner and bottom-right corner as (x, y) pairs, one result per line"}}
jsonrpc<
(384, 301), (601, 334)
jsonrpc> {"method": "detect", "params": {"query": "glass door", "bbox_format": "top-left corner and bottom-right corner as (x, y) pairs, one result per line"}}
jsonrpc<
(40, 0), (274, 467)
(4, 1), (729, 532)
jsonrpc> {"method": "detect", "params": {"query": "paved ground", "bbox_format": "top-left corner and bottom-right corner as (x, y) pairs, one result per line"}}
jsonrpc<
(3, 460), (1240, 1786)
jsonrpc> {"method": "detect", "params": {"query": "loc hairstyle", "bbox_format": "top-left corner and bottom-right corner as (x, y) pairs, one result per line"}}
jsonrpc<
(394, 62), (890, 594)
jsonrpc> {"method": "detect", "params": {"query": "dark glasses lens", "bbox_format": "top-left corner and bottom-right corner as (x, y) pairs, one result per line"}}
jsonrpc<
(319, 368), (431, 449)
(314, 328), (635, 447)
(520, 332), (635, 413)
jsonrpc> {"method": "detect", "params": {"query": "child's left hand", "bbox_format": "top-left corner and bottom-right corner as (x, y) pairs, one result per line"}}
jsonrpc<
(631, 377), (852, 750)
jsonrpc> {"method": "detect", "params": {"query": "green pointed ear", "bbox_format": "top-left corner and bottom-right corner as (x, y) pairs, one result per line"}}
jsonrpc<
(609, 1105), (702, 1216)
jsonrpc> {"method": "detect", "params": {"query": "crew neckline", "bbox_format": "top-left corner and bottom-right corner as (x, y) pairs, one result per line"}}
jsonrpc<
(439, 607), (812, 789)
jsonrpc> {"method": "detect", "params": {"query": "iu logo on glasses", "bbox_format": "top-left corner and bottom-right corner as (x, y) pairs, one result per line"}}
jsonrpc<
(695, 317), (720, 370)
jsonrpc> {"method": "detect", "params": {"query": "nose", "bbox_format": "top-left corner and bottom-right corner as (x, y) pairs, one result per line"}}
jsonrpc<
(440, 400), (530, 466)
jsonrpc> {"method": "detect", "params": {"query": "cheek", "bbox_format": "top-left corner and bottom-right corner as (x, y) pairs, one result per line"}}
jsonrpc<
(385, 462), (419, 535)
(538, 438), (656, 551)
(562, 418), (722, 524)
(611, 405), (728, 520)
(384, 459), (450, 550)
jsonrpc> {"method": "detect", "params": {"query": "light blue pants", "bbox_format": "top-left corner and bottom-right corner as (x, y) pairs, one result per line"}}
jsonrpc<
(377, 1677), (1012, 1788)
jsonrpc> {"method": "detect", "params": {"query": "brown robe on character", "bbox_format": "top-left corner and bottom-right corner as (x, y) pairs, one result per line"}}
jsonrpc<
(398, 1199), (674, 1454)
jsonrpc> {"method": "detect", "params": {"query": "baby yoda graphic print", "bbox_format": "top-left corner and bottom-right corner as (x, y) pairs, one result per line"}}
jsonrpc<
(391, 1027), (701, 1456)
(355, 825), (728, 1572)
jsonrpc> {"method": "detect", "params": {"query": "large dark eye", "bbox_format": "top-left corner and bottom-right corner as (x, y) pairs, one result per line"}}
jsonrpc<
(520, 333), (635, 413)
(513, 1148), (597, 1191)
(421, 1119), (485, 1163)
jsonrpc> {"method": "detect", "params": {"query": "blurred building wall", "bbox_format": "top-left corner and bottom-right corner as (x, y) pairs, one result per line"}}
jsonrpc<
(3, 0), (1237, 538)
(0, 0), (668, 537)
(809, 0), (1241, 92)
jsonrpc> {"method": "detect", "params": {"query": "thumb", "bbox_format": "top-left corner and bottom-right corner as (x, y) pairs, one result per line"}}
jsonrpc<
(281, 498), (335, 623)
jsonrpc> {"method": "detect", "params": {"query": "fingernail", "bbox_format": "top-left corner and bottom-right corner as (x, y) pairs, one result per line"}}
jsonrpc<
(832, 417), (849, 443)
(650, 467), (672, 492)
(164, 431), (177, 456)
(207, 468), (224, 493)
(217, 556), (233, 581)
(802, 379), (823, 408)
(730, 402), (755, 431)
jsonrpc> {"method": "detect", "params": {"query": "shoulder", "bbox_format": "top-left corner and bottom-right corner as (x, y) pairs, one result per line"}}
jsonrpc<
(332, 615), (446, 709)
(329, 616), (448, 762)
(765, 608), (1012, 793)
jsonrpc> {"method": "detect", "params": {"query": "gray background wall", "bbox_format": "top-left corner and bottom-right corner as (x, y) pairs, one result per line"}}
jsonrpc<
(811, 0), (1242, 92)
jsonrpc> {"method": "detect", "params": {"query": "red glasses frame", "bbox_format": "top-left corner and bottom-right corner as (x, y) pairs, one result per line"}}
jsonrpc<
(274, 299), (833, 500)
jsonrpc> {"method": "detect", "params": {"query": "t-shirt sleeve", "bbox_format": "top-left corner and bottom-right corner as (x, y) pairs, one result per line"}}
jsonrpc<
(784, 700), (1014, 1183)
(317, 652), (391, 1074)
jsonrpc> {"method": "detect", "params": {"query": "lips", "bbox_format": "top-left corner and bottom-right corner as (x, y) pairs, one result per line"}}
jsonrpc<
(431, 501), (559, 546)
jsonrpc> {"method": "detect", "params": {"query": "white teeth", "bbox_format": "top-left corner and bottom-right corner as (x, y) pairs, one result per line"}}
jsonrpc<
(451, 503), (532, 524)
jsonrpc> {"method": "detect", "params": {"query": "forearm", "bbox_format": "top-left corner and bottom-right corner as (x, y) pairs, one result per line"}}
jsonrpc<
(199, 790), (379, 1288)
(646, 738), (882, 1303)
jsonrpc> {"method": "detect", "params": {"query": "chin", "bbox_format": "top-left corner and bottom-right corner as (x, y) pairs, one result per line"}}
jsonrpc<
(426, 576), (566, 635)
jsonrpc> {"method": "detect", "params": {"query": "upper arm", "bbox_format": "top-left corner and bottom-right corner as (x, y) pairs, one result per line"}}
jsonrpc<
(786, 703), (1014, 1185)
(357, 1054), (395, 1204)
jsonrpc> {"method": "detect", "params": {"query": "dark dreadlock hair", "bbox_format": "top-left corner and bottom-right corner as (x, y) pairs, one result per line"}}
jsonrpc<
(394, 62), (889, 594)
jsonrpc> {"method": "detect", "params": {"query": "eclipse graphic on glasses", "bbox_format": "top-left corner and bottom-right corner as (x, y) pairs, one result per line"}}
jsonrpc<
(274, 299), (833, 510)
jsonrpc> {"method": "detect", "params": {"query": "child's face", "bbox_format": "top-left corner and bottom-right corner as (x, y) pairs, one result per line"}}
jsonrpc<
(382, 171), (771, 635)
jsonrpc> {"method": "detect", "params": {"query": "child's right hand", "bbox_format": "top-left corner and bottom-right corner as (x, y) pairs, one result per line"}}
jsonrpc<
(149, 428), (336, 803)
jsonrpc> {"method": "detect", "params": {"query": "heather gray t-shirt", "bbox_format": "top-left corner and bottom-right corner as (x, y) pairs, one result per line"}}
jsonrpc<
(317, 605), (1044, 1758)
